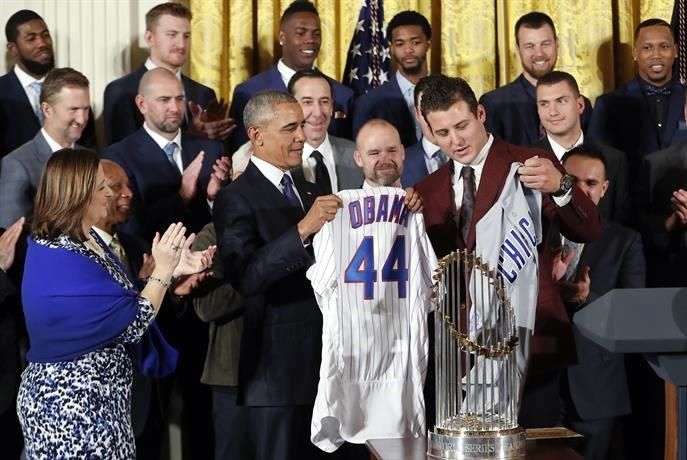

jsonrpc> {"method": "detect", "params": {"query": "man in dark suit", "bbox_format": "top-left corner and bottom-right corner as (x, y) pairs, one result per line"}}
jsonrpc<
(0, 10), (95, 158)
(352, 10), (431, 148)
(288, 69), (363, 192)
(479, 12), (592, 147)
(0, 67), (91, 229)
(415, 75), (601, 428)
(214, 90), (342, 460)
(103, 2), (234, 145)
(534, 71), (631, 224)
(589, 18), (687, 173)
(103, 67), (227, 241)
(401, 75), (448, 187)
(228, 1), (354, 152)
(552, 146), (645, 460)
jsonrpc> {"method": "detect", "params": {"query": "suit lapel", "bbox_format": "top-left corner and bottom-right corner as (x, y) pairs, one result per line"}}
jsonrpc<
(138, 130), (182, 179)
(7, 71), (40, 125)
(627, 78), (662, 149)
(466, 139), (513, 250)
(269, 67), (287, 91)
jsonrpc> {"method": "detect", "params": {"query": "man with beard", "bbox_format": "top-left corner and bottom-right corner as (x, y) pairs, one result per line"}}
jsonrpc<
(228, 1), (354, 152)
(354, 119), (406, 188)
(352, 10), (432, 148)
(479, 12), (592, 147)
(0, 10), (96, 157)
(288, 69), (363, 193)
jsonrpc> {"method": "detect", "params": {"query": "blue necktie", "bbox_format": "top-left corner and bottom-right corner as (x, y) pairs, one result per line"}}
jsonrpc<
(29, 81), (44, 125)
(163, 142), (178, 168)
(280, 174), (302, 209)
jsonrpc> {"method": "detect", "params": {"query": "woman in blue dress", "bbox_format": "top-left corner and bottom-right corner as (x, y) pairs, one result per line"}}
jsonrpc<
(17, 148), (195, 459)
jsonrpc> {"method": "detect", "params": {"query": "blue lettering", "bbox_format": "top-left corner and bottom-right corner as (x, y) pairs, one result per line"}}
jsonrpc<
(349, 201), (362, 229)
(502, 239), (525, 269)
(389, 195), (404, 223)
(363, 196), (375, 224)
(509, 229), (532, 258)
(376, 194), (389, 223)
(518, 217), (537, 246)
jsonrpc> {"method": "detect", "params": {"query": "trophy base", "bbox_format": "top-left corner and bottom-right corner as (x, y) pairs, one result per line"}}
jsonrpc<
(427, 427), (526, 459)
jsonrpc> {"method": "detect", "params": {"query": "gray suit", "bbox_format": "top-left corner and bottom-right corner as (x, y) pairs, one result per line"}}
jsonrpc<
(292, 135), (363, 191)
(0, 131), (58, 228)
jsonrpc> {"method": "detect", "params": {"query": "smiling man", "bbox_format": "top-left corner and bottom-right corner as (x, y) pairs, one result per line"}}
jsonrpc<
(214, 90), (342, 460)
(414, 75), (601, 429)
(479, 12), (592, 147)
(589, 18), (687, 171)
(0, 67), (90, 229)
(228, 1), (354, 152)
(288, 69), (362, 193)
(352, 10), (432, 148)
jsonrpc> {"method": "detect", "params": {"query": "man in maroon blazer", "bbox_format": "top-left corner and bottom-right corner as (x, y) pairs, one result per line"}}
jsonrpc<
(415, 75), (602, 428)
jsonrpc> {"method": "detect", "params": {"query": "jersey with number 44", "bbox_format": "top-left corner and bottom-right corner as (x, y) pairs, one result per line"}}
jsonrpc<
(307, 187), (438, 452)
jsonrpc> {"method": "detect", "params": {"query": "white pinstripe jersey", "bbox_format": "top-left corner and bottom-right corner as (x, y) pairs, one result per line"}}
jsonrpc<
(307, 187), (438, 452)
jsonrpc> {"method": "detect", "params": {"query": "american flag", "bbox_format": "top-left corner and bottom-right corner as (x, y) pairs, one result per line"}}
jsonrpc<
(343, 0), (391, 97)
(672, 0), (687, 84)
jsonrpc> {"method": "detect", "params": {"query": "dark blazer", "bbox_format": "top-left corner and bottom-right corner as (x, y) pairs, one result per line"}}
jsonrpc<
(228, 66), (354, 152)
(588, 77), (687, 171)
(103, 64), (217, 145)
(0, 69), (97, 158)
(214, 161), (322, 406)
(352, 75), (418, 148)
(479, 73), (593, 147)
(102, 128), (222, 240)
(400, 139), (446, 187)
(565, 221), (645, 420)
(533, 137), (632, 225)
(415, 138), (602, 373)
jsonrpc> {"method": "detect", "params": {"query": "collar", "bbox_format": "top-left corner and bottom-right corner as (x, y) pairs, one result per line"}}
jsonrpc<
(251, 155), (294, 190)
(143, 122), (182, 151)
(303, 134), (333, 161)
(145, 57), (182, 80)
(40, 128), (74, 152)
(453, 133), (493, 170)
(14, 65), (45, 88)
(396, 70), (415, 96)
(421, 136), (441, 159)
(92, 226), (114, 246)
(362, 179), (400, 189)
(518, 73), (537, 100)
(547, 131), (584, 161)
(277, 59), (302, 87)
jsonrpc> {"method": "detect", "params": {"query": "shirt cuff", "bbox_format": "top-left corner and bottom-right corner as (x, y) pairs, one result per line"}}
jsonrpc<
(551, 189), (572, 207)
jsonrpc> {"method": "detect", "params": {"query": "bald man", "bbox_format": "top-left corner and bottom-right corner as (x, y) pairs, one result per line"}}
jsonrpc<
(103, 67), (228, 241)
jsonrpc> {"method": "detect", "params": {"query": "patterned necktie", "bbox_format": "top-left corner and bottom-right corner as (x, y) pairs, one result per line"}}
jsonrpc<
(459, 166), (475, 243)
(110, 234), (133, 277)
(29, 81), (44, 126)
(563, 239), (584, 281)
(280, 174), (302, 209)
(163, 142), (179, 169)
(645, 84), (672, 97)
(310, 150), (332, 194)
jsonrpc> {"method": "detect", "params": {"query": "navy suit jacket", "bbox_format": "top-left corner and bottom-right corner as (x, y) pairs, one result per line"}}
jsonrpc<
(0, 69), (96, 158)
(565, 221), (645, 420)
(103, 128), (222, 240)
(228, 66), (354, 152)
(401, 140), (437, 187)
(480, 74), (593, 147)
(588, 77), (687, 172)
(103, 64), (217, 145)
(533, 137), (632, 225)
(352, 76), (418, 148)
(214, 161), (322, 406)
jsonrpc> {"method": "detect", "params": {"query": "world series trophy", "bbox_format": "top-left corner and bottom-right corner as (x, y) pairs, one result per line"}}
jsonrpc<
(427, 250), (526, 459)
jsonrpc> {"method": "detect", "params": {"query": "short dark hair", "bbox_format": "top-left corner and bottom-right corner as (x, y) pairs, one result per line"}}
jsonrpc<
(414, 75), (443, 107)
(281, 1), (318, 25)
(561, 144), (608, 179)
(5, 9), (44, 43)
(145, 2), (192, 31)
(40, 68), (90, 105)
(515, 12), (556, 45)
(386, 10), (431, 41)
(419, 75), (478, 127)
(536, 70), (580, 96)
(32, 148), (100, 242)
(287, 69), (332, 97)
(634, 18), (673, 42)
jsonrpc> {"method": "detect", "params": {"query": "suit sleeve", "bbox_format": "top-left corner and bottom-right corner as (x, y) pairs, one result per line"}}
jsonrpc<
(103, 81), (141, 146)
(214, 187), (314, 297)
(0, 156), (32, 229)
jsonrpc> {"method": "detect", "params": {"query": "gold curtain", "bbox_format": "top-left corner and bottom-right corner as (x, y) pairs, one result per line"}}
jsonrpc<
(189, 0), (673, 105)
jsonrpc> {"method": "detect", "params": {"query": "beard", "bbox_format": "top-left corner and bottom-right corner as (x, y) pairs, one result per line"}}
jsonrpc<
(20, 54), (54, 76)
(373, 162), (401, 186)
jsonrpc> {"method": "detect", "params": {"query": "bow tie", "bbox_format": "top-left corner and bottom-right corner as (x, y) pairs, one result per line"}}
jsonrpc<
(646, 84), (672, 97)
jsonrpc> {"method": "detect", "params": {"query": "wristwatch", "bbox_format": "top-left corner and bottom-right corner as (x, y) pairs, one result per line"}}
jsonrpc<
(552, 173), (575, 197)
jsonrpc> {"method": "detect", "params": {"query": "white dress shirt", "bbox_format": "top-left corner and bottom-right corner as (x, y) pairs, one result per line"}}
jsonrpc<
(277, 59), (299, 88)
(251, 155), (304, 208)
(452, 135), (494, 211)
(143, 123), (184, 172)
(302, 134), (339, 192)
(548, 132), (584, 162)
(145, 57), (183, 80)
(13, 65), (45, 115)
(40, 128), (74, 152)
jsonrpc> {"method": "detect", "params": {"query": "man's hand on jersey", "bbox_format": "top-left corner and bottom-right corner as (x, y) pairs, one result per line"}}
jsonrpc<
(404, 187), (423, 213)
(557, 266), (590, 307)
(297, 195), (343, 241)
(518, 156), (563, 194)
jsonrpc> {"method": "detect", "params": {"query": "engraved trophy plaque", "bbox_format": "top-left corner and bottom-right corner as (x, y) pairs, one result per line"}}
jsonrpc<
(427, 250), (526, 459)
